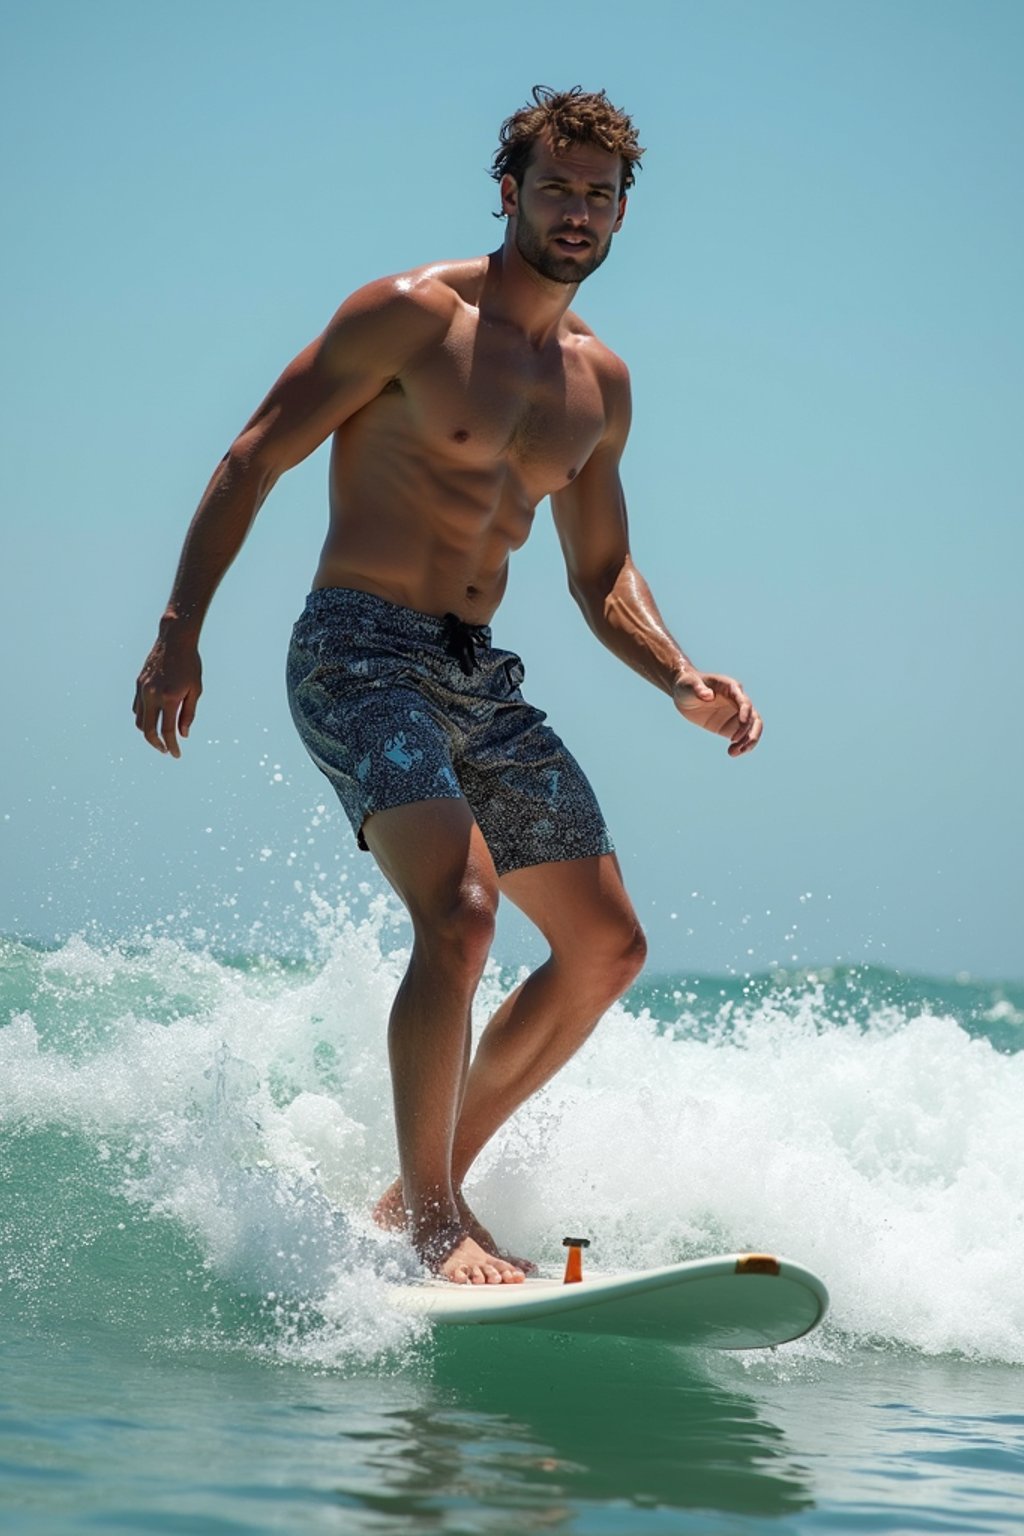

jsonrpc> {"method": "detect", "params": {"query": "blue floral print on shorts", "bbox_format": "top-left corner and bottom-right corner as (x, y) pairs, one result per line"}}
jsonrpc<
(286, 587), (614, 877)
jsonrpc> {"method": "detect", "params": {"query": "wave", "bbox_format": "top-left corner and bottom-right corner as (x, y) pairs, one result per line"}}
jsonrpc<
(2, 901), (1022, 1367)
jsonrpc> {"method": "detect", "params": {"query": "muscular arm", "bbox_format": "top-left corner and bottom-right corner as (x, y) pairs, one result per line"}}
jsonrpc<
(550, 358), (762, 756)
(134, 279), (446, 755)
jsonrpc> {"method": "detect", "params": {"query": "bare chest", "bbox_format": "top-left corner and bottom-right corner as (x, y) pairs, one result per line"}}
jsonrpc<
(400, 311), (607, 492)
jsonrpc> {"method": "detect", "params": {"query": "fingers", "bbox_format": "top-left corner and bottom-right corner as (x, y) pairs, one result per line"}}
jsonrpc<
(701, 673), (764, 756)
(133, 684), (192, 756)
(178, 688), (198, 739)
(160, 702), (181, 760)
(133, 642), (202, 758)
(133, 685), (167, 754)
(728, 707), (764, 756)
(716, 675), (750, 721)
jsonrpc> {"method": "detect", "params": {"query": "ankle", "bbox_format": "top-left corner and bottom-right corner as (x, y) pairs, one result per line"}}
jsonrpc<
(405, 1189), (461, 1239)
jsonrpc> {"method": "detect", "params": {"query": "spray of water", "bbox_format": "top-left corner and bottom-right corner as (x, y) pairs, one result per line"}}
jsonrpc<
(1, 893), (1022, 1368)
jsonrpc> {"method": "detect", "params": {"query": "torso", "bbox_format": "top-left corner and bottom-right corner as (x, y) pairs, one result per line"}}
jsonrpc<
(312, 257), (616, 622)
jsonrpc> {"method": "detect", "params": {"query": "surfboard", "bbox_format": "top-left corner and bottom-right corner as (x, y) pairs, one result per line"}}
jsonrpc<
(389, 1252), (829, 1349)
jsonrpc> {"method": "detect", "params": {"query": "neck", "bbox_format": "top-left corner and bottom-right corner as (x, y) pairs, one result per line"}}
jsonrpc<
(480, 233), (579, 345)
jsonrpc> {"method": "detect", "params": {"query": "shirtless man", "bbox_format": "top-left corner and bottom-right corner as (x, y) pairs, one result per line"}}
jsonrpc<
(134, 86), (762, 1286)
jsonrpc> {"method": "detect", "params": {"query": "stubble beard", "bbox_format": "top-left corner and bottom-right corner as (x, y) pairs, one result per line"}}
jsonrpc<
(514, 208), (612, 286)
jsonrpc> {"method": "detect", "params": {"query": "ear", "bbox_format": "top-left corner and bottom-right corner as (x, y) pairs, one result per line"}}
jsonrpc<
(500, 173), (519, 219)
(613, 193), (627, 233)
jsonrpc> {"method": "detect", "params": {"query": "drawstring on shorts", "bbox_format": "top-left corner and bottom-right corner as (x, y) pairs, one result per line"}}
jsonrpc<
(441, 612), (489, 676)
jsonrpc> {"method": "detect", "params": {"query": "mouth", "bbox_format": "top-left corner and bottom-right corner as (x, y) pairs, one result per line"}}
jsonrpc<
(552, 234), (592, 253)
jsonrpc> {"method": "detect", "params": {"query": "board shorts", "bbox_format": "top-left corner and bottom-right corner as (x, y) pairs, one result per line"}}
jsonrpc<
(286, 587), (614, 877)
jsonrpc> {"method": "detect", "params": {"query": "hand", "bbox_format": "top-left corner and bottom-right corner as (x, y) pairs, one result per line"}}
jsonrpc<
(672, 667), (762, 757)
(133, 636), (202, 757)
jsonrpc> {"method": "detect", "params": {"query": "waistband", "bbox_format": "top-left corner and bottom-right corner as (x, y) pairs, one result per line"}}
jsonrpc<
(299, 587), (493, 675)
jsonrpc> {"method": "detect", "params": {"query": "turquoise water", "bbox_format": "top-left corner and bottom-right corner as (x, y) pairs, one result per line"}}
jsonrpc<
(2, 909), (1023, 1533)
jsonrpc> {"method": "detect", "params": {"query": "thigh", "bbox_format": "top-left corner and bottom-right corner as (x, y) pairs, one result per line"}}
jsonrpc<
(362, 797), (500, 932)
(459, 692), (614, 878)
(500, 851), (641, 959)
(287, 637), (463, 846)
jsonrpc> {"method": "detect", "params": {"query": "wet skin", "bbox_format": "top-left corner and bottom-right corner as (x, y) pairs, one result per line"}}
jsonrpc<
(134, 134), (763, 1284)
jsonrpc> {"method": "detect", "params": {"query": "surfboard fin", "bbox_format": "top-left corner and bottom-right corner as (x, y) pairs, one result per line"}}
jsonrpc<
(562, 1236), (591, 1284)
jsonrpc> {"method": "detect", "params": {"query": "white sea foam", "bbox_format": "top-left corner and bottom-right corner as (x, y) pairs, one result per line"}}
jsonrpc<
(2, 900), (1022, 1367)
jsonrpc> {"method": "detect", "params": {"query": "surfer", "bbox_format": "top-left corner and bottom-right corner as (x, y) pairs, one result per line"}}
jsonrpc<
(134, 86), (763, 1286)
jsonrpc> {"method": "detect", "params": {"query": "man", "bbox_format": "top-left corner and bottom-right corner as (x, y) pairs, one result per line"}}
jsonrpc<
(134, 86), (762, 1286)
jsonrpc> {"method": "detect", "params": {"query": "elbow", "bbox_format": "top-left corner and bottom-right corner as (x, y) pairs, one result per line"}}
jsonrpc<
(569, 560), (629, 628)
(223, 434), (281, 498)
(567, 573), (601, 631)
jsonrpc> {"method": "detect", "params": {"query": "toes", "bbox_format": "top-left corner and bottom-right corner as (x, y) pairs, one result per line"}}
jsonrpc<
(445, 1258), (524, 1285)
(472, 1262), (522, 1285)
(430, 1233), (530, 1286)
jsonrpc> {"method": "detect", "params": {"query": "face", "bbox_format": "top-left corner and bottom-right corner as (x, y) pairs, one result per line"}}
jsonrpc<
(503, 135), (627, 285)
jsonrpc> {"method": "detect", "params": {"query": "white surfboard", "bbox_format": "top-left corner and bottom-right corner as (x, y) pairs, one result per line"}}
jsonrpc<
(389, 1252), (829, 1349)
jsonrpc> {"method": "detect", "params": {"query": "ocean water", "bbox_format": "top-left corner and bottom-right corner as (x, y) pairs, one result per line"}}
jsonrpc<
(2, 897), (1023, 1535)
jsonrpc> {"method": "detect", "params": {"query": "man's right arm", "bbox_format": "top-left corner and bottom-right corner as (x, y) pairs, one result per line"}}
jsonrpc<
(133, 278), (444, 756)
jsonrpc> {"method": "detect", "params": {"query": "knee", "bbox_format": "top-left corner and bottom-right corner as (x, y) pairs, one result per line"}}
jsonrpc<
(567, 913), (647, 1003)
(414, 879), (498, 979)
(607, 919), (648, 994)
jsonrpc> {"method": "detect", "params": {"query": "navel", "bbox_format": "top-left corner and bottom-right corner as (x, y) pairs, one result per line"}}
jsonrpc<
(566, 466), (578, 480)
(453, 428), (470, 443)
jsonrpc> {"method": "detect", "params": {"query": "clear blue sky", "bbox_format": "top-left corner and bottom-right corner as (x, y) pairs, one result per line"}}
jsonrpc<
(2, 0), (1021, 978)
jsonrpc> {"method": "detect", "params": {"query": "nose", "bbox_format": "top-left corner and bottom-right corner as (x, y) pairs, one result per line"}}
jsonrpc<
(563, 195), (589, 226)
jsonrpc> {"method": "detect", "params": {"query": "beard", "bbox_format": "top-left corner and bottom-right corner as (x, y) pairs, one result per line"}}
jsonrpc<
(514, 207), (612, 285)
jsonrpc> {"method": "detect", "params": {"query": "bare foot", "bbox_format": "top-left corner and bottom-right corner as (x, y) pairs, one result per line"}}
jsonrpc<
(419, 1224), (526, 1285)
(459, 1201), (538, 1276)
(372, 1179), (537, 1275)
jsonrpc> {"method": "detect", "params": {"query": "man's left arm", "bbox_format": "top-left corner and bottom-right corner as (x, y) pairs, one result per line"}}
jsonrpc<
(549, 358), (762, 757)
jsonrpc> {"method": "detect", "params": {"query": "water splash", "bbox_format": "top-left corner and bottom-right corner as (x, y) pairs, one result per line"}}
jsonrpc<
(1, 903), (1022, 1367)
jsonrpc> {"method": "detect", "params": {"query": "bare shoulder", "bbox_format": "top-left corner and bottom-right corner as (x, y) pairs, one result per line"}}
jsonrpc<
(564, 312), (630, 389)
(564, 313), (632, 436)
(317, 257), (485, 373)
(328, 264), (451, 333)
(337, 257), (485, 325)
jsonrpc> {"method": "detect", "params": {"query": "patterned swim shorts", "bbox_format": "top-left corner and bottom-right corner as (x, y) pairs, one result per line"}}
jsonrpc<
(286, 587), (614, 877)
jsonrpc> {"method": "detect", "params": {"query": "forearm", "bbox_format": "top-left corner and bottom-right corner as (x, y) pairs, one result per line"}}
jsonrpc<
(575, 556), (694, 695)
(160, 449), (276, 641)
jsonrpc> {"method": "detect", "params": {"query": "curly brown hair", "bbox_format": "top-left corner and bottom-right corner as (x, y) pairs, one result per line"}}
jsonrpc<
(491, 85), (644, 198)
